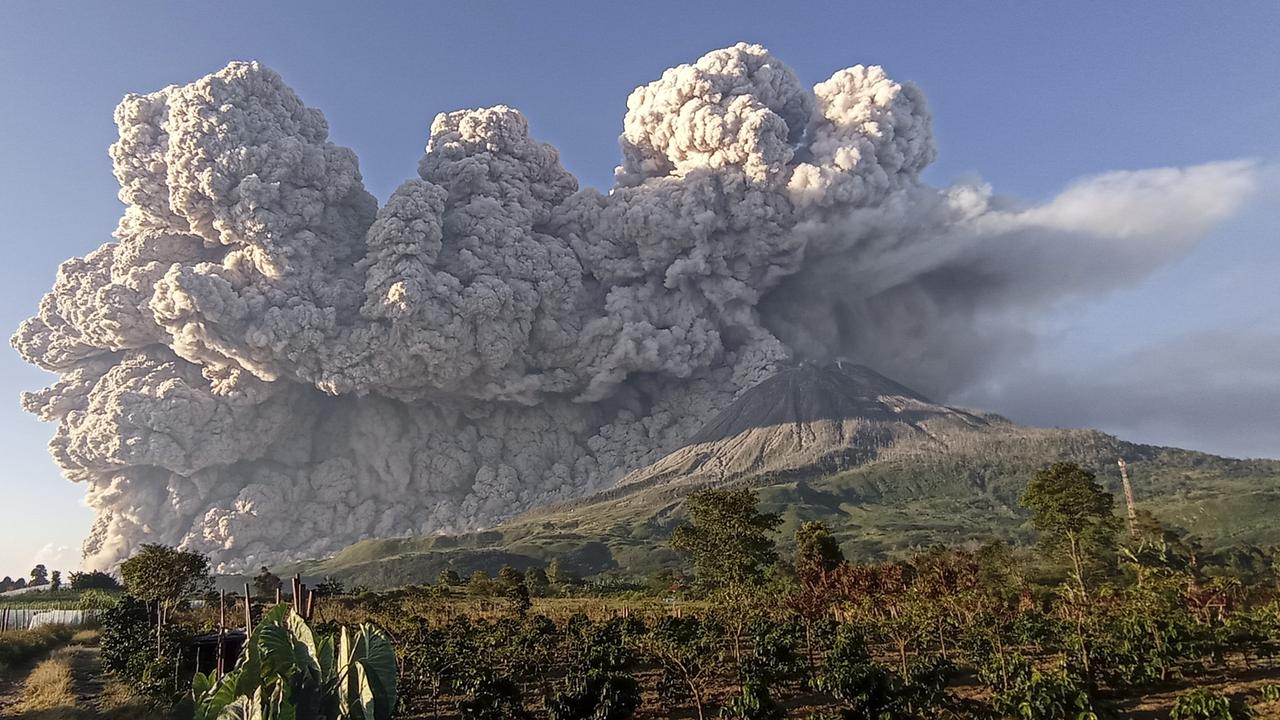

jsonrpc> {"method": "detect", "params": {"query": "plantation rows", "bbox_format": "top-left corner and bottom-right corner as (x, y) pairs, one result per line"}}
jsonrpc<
(84, 463), (1280, 718)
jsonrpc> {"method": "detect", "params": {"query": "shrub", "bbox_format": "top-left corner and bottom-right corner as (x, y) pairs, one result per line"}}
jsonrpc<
(99, 594), (193, 700)
(1169, 688), (1253, 720)
(815, 628), (903, 719)
(989, 655), (1101, 720)
(458, 672), (529, 720)
(77, 588), (120, 612)
(545, 670), (640, 720)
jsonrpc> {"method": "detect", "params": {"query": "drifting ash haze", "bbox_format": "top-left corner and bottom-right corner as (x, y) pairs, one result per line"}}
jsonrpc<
(12, 44), (1257, 570)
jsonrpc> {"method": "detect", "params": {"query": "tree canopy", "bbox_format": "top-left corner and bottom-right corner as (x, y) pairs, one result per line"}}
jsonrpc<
(671, 488), (782, 591)
(1021, 462), (1123, 596)
(119, 544), (212, 617)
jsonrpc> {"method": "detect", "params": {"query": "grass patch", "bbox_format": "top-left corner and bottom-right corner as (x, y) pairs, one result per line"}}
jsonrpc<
(15, 648), (77, 712)
(96, 677), (165, 720)
(0, 624), (73, 672)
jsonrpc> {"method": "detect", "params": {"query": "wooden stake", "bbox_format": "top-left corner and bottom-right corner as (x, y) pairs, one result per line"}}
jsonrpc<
(216, 589), (226, 681)
(304, 589), (315, 620)
(243, 582), (253, 634)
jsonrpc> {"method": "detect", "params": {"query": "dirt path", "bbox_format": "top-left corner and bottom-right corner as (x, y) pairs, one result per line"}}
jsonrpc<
(0, 633), (161, 720)
(0, 651), (41, 718)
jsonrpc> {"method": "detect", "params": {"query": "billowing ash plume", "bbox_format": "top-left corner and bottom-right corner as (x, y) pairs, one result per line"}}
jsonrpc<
(13, 44), (1257, 570)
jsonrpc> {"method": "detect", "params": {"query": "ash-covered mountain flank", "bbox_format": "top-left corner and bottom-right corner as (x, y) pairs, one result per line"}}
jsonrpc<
(613, 361), (998, 492)
(287, 362), (1280, 586)
(519, 361), (1163, 521)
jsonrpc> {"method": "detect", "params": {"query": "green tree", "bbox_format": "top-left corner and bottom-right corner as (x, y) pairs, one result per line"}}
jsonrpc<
(548, 558), (578, 590)
(49, 570), (62, 591)
(467, 570), (494, 597)
(671, 488), (782, 591)
(794, 521), (844, 584)
(437, 569), (462, 587)
(524, 566), (551, 597)
(30, 563), (48, 586)
(314, 577), (345, 597)
(253, 566), (283, 599)
(119, 544), (212, 627)
(671, 488), (782, 676)
(69, 570), (122, 590)
(497, 565), (532, 613)
(1021, 462), (1122, 598)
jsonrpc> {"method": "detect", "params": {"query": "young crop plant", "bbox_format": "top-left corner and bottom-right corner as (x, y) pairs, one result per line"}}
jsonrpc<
(1169, 688), (1254, 720)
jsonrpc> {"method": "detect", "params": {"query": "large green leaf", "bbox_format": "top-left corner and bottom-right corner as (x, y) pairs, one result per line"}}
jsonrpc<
(258, 624), (299, 680)
(212, 696), (257, 720)
(316, 635), (336, 683)
(357, 625), (398, 720)
(337, 627), (354, 718)
(191, 671), (212, 700)
(352, 662), (376, 720)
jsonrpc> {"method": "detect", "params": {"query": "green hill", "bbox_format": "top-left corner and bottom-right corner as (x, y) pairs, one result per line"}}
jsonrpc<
(282, 364), (1280, 588)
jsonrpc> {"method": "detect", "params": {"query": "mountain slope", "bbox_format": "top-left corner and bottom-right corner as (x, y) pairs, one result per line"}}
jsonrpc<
(284, 363), (1280, 587)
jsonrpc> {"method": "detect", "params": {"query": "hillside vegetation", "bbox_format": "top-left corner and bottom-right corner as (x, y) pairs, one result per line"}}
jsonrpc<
(284, 432), (1280, 589)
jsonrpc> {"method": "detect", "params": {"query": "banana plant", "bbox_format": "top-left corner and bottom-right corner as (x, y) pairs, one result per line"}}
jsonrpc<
(187, 605), (397, 720)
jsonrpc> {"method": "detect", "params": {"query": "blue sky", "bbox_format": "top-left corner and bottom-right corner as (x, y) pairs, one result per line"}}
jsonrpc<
(1, 2), (1277, 577)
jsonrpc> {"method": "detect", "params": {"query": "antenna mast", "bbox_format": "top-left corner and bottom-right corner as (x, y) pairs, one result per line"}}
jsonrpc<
(1117, 458), (1138, 538)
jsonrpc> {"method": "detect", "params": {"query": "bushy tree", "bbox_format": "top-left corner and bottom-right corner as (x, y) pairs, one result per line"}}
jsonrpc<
(49, 570), (62, 591)
(252, 565), (283, 598)
(100, 593), (194, 699)
(671, 489), (782, 591)
(69, 569), (122, 590)
(467, 570), (495, 597)
(672, 488), (782, 676)
(638, 615), (726, 720)
(545, 670), (640, 720)
(438, 569), (462, 587)
(1021, 462), (1123, 598)
(794, 521), (844, 583)
(30, 563), (48, 586)
(119, 544), (212, 626)
(497, 565), (532, 613)
(548, 559), (578, 591)
(314, 576), (345, 597)
(524, 566), (551, 597)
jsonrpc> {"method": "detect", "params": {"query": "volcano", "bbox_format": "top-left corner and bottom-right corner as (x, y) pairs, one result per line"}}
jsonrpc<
(612, 361), (998, 494)
(285, 363), (1280, 587)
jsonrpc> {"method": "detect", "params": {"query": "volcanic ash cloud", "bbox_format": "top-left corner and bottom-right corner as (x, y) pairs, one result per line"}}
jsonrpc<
(12, 44), (1257, 570)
